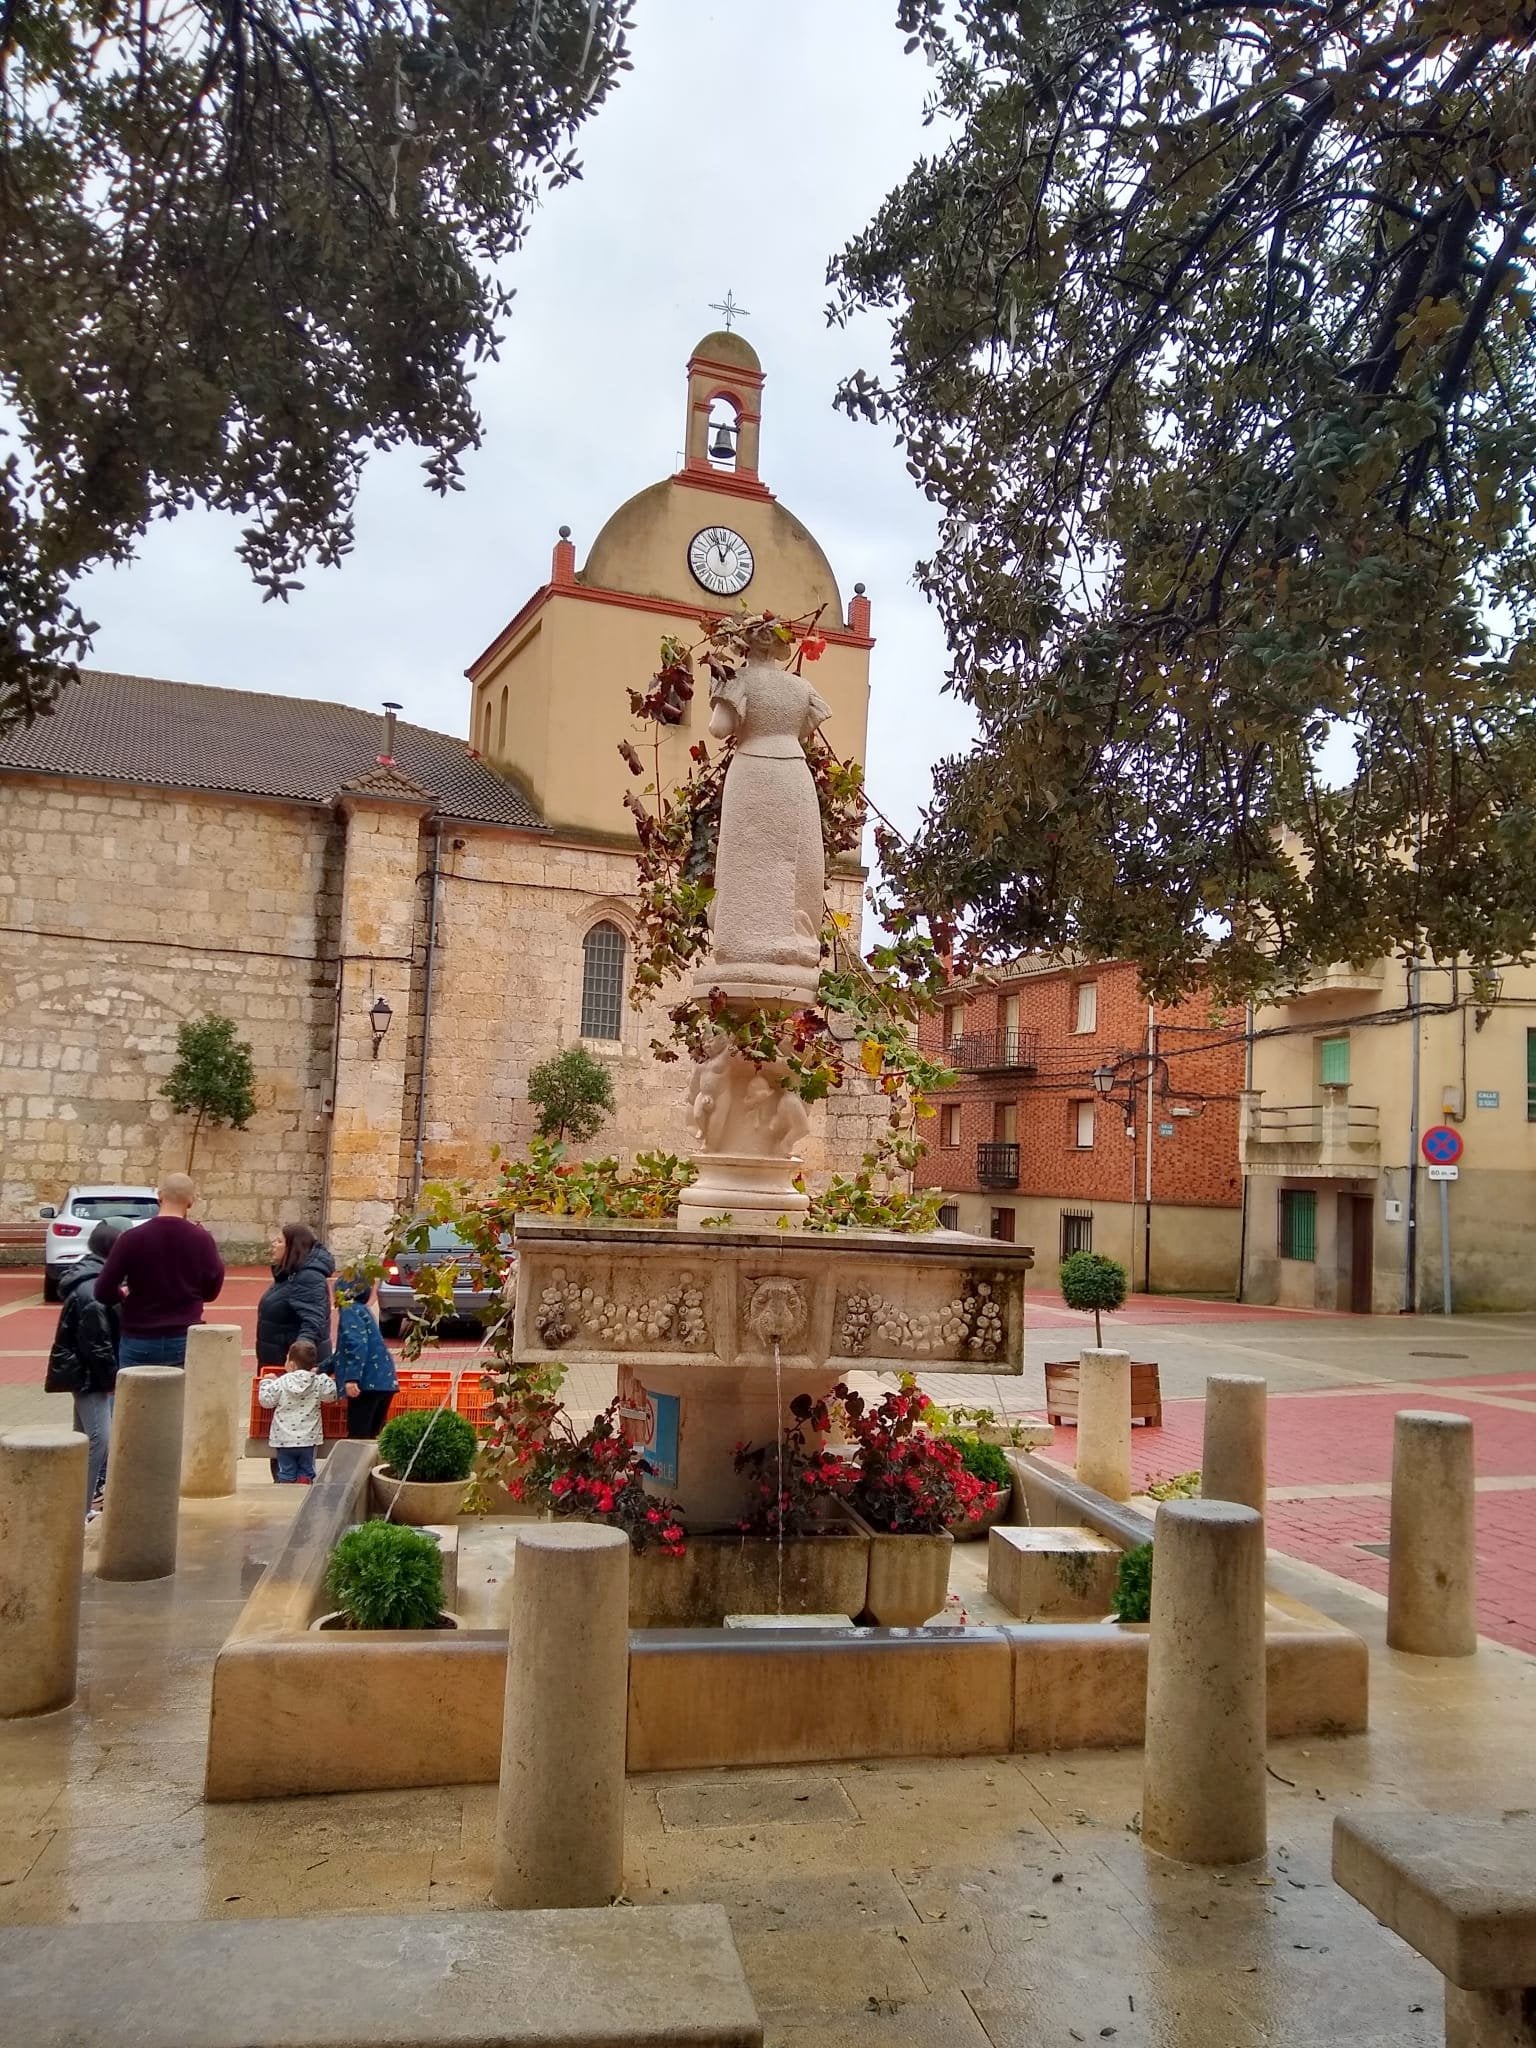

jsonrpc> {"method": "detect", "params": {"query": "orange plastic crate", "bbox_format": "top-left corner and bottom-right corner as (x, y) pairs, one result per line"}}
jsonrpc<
(249, 1367), (349, 1441)
(388, 1370), (456, 1415)
(454, 1373), (496, 1429)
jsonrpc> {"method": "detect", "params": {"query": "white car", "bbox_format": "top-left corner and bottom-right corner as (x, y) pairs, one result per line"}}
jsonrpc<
(39, 1185), (159, 1300)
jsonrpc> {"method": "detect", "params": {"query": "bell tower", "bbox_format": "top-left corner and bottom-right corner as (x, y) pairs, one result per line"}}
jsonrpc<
(465, 329), (874, 842)
(679, 330), (767, 495)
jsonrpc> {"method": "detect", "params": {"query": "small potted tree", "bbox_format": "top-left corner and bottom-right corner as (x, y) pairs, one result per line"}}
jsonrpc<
(1047, 1253), (1162, 1427)
(369, 1408), (479, 1525)
(318, 1520), (455, 1630)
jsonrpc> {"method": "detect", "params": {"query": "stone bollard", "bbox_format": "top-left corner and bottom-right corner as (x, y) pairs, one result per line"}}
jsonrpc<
(1387, 1410), (1477, 1657)
(492, 1524), (630, 1910)
(96, 1367), (185, 1583)
(1143, 1499), (1267, 1864)
(180, 1325), (244, 1499)
(0, 1429), (88, 1717)
(1075, 1349), (1132, 1501)
(1201, 1374), (1267, 1513)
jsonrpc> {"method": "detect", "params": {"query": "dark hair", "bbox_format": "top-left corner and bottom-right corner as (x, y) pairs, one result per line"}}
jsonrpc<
(276, 1222), (319, 1275)
(287, 1339), (318, 1369)
(88, 1221), (122, 1259)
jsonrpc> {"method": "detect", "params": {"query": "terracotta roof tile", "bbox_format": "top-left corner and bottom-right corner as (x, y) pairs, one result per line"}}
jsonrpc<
(0, 670), (544, 830)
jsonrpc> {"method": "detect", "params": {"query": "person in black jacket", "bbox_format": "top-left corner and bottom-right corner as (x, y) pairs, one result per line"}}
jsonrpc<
(255, 1224), (336, 1369)
(46, 1221), (122, 1515)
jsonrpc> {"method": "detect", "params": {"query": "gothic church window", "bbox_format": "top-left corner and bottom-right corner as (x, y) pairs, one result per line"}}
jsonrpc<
(580, 922), (625, 1042)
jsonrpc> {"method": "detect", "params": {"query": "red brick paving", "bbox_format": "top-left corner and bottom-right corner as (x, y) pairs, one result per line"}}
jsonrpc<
(1051, 1377), (1536, 1657)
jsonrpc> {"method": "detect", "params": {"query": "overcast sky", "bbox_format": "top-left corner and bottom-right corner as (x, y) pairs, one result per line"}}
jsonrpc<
(75, 0), (971, 850)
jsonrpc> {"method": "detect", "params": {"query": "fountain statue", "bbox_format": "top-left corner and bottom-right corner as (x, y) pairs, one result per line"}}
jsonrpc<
(511, 622), (1035, 1526)
(678, 634), (828, 1227)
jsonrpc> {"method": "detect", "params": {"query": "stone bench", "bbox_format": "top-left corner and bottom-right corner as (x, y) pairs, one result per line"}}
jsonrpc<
(1334, 1812), (1536, 2046)
(988, 1523), (1121, 1618)
(0, 1906), (762, 2048)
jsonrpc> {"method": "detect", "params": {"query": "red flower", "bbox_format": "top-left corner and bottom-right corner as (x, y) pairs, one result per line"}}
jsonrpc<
(799, 632), (827, 662)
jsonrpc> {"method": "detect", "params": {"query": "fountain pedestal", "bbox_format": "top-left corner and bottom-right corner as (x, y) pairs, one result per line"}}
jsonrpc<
(512, 1216), (1035, 1526)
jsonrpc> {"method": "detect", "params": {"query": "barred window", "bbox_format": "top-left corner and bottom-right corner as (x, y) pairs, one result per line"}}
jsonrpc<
(580, 922), (625, 1042)
(1279, 1188), (1317, 1262)
(938, 1204), (960, 1231)
(1061, 1210), (1094, 1258)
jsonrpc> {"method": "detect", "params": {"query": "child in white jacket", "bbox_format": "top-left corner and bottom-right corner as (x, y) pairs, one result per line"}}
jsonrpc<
(258, 1338), (337, 1484)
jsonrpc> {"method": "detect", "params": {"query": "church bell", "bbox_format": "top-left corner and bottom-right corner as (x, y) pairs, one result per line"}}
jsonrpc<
(709, 420), (738, 462)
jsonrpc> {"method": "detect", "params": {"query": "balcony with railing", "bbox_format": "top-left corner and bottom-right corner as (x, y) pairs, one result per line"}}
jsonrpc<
(1239, 1092), (1382, 1177)
(948, 1029), (1040, 1074)
(976, 1141), (1021, 1189)
(1276, 961), (1387, 1002)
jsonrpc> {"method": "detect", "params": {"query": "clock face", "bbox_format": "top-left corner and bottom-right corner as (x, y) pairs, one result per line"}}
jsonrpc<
(688, 526), (754, 597)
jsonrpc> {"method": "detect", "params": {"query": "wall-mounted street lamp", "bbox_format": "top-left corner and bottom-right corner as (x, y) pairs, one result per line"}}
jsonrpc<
(369, 996), (394, 1060)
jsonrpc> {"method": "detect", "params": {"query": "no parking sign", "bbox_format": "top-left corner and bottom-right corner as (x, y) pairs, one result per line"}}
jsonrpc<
(1421, 1126), (1463, 1316)
(1421, 1124), (1464, 1167)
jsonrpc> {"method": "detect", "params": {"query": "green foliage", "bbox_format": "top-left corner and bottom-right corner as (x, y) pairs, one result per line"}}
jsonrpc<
(526, 1047), (617, 1145)
(326, 1521), (444, 1631)
(376, 1407), (478, 1485)
(1, 0), (633, 732)
(1145, 1471), (1201, 1503)
(160, 1015), (256, 1169)
(943, 1434), (1011, 1488)
(1059, 1251), (1129, 1345)
(1112, 1543), (1154, 1626)
(832, 3), (1536, 997)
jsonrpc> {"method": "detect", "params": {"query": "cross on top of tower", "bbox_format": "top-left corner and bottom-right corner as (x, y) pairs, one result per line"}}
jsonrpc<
(708, 290), (750, 332)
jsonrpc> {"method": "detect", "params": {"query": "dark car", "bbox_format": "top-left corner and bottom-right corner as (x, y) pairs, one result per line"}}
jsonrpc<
(376, 1224), (515, 1338)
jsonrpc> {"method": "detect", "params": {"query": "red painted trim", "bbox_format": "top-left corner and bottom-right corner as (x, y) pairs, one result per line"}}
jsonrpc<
(465, 579), (875, 677)
(688, 353), (765, 387)
(671, 466), (773, 502)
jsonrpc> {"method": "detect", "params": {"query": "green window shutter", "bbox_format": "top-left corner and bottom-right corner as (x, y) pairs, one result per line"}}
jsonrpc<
(1528, 1029), (1536, 1121)
(1280, 1189), (1317, 1262)
(1319, 1037), (1350, 1086)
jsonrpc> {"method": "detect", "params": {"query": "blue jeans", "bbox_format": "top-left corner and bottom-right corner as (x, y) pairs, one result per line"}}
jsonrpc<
(119, 1333), (188, 1368)
(274, 1446), (316, 1484)
(72, 1391), (112, 1507)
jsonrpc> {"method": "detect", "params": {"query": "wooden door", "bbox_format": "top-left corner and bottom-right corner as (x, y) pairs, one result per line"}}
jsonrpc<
(1348, 1196), (1374, 1314)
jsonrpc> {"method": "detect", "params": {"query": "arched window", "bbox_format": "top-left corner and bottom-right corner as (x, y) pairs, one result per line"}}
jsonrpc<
(580, 922), (625, 1041)
(479, 697), (492, 754)
(497, 685), (509, 754)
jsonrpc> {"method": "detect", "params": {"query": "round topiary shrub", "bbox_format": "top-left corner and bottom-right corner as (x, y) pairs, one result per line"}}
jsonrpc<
(944, 1434), (1011, 1488)
(1058, 1249), (1129, 1345)
(376, 1407), (479, 1485)
(325, 1520), (444, 1630)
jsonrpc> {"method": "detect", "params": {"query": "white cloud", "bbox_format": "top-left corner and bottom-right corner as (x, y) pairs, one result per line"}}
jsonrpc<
(74, 0), (975, 849)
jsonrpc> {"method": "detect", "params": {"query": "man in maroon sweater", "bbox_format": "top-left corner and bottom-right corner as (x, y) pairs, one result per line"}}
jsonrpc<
(94, 1173), (225, 1367)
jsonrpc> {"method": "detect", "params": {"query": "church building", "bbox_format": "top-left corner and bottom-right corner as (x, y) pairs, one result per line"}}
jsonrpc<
(0, 332), (884, 1253)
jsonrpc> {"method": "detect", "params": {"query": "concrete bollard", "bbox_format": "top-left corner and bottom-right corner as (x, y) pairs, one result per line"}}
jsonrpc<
(492, 1523), (630, 1910)
(96, 1367), (185, 1583)
(1387, 1410), (1477, 1657)
(0, 1429), (88, 1717)
(1075, 1349), (1132, 1501)
(180, 1325), (244, 1498)
(1143, 1499), (1267, 1864)
(1201, 1374), (1267, 1513)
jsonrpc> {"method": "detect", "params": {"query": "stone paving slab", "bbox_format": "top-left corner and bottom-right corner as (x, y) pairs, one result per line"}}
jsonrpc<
(0, 1906), (763, 2047)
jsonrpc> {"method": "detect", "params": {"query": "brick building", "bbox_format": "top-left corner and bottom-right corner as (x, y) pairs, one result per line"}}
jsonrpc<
(914, 958), (1245, 1294)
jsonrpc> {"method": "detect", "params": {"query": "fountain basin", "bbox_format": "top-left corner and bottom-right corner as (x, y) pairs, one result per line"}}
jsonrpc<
(511, 1216), (1036, 1523)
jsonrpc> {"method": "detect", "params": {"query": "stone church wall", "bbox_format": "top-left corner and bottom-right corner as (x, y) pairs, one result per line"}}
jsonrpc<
(0, 777), (341, 1249)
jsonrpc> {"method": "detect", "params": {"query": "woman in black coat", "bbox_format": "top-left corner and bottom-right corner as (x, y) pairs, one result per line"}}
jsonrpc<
(45, 1220), (122, 1514)
(255, 1224), (336, 1369)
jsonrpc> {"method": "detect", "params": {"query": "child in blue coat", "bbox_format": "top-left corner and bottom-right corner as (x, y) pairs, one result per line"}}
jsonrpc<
(334, 1279), (399, 1440)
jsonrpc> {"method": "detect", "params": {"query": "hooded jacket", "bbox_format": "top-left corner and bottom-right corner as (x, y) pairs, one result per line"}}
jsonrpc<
(46, 1257), (120, 1396)
(258, 1365), (338, 1448)
(255, 1245), (336, 1367)
(334, 1297), (399, 1395)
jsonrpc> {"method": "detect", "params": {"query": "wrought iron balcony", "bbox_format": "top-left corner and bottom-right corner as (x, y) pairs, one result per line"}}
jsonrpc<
(948, 1029), (1040, 1074)
(976, 1141), (1021, 1189)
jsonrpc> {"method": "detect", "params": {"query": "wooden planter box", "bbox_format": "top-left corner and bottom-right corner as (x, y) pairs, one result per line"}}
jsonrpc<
(1044, 1359), (1163, 1428)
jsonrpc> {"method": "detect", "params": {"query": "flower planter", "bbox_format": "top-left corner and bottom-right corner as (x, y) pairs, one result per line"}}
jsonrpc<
(846, 1508), (953, 1627)
(368, 1468), (471, 1527)
(627, 1521), (869, 1628)
(312, 1609), (460, 1633)
(945, 1485), (1012, 1542)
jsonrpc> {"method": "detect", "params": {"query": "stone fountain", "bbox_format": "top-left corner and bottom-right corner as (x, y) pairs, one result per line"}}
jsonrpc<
(511, 629), (1034, 1526)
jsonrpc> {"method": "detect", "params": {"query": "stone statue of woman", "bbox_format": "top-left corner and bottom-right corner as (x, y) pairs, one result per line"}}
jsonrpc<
(695, 635), (831, 1010)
